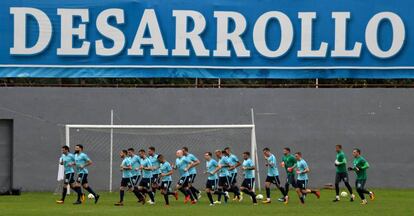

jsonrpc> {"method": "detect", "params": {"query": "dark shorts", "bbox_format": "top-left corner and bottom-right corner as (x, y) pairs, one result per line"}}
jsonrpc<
(132, 175), (140, 187)
(152, 174), (160, 185)
(266, 175), (281, 186)
(76, 173), (88, 184)
(189, 174), (197, 184)
(160, 181), (172, 190)
(296, 180), (308, 190)
(218, 176), (230, 188)
(206, 179), (218, 190)
(355, 179), (367, 190)
(286, 175), (297, 188)
(121, 177), (135, 188)
(177, 176), (190, 187)
(139, 177), (152, 189)
(64, 173), (75, 184)
(335, 172), (349, 184)
(241, 178), (255, 190)
(229, 173), (238, 185)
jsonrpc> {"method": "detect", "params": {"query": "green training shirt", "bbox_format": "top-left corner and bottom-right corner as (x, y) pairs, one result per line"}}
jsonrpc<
(282, 154), (296, 176)
(336, 151), (347, 173)
(353, 156), (369, 180)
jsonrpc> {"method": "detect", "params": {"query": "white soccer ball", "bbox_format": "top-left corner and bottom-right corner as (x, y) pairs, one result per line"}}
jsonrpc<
(340, 191), (348, 197)
(256, 194), (264, 200)
(88, 193), (95, 199)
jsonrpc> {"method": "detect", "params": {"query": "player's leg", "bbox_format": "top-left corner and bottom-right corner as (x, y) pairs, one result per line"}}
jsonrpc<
(160, 181), (171, 205)
(263, 176), (273, 203)
(115, 178), (128, 206)
(342, 173), (355, 201)
(283, 175), (296, 204)
(183, 177), (196, 204)
(356, 180), (374, 204)
(72, 174), (85, 205)
(240, 178), (257, 204)
(57, 173), (72, 203)
(81, 174), (100, 204)
(214, 177), (229, 203)
(147, 178), (155, 204)
(205, 180), (215, 205)
(274, 176), (286, 198)
(333, 173), (341, 202)
(230, 173), (241, 201)
(176, 177), (191, 203)
(296, 180), (305, 204)
(189, 174), (201, 199)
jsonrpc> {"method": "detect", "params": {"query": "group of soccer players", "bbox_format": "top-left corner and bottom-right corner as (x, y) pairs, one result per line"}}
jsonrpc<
(57, 144), (375, 206)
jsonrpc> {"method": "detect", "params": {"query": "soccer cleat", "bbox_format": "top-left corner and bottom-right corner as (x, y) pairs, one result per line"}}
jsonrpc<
(174, 191), (179, 201)
(213, 201), (222, 205)
(361, 200), (368, 205)
(191, 200), (197, 205)
(114, 202), (124, 206)
(148, 201), (155, 205)
(350, 194), (355, 202)
(284, 196), (289, 205)
(56, 200), (64, 204)
(238, 194), (243, 202)
(253, 203), (258, 206)
(184, 195), (191, 204)
(315, 191), (321, 199)
(94, 194), (100, 204)
(81, 193), (86, 203)
(209, 203), (215, 206)
(262, 199), (271, 204)
(278, 197), (285, 202)
(73, 200), (82, 205)
(333, 198), (340, 202)
(369, 192), (375, 201)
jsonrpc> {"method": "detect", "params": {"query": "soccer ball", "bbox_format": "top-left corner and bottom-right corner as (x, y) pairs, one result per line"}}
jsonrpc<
(256, 194), (264, 200)
(88, 193), (95, 199)
(340, 191), (348, 197)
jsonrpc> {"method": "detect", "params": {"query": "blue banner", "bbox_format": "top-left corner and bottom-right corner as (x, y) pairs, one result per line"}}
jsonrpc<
(0, 0), (413, 78)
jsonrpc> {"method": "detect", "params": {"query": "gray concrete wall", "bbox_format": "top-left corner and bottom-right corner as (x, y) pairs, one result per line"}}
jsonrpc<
(0, 88), (413, 191)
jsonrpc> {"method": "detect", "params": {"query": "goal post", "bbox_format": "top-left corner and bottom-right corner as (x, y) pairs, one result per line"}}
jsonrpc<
(65, 124), (261, 192)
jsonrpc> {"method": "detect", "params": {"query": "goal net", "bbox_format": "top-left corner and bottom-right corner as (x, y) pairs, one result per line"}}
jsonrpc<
(64, 124), (261, 192)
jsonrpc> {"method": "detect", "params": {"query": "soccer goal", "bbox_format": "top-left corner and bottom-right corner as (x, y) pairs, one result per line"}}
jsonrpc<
(64, 121), (261, 192)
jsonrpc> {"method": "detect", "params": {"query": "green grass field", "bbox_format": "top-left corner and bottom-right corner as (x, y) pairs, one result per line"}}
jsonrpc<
(1, 189), (413, 216)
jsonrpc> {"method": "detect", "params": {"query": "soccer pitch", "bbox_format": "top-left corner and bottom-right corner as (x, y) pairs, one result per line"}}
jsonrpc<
(1, 189), (413, 216)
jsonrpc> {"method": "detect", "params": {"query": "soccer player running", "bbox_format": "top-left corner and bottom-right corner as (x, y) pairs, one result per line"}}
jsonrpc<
(73, 144), (99, 204)
(280, 147), (297, 204)
(174, 150), (197, 204)
(137, 149), (156, 204)
(348, 148), (375, 205)
(212, 150), (230, 204)
(148, 146), (161, 196)
(294, 152), (320, 204)
(182, 147), (201, 200)
(224, 147), (242, 201)
(203, 151), (223, 206)
(333, 145), (355, 202)
(262, 147), (286, 204)
(240, 151), (258, 205)
(115, 150), (145, 206)
(158, 154), (178, 206)
(127, 148), (141, 190)
(56, 146), (83, 204)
